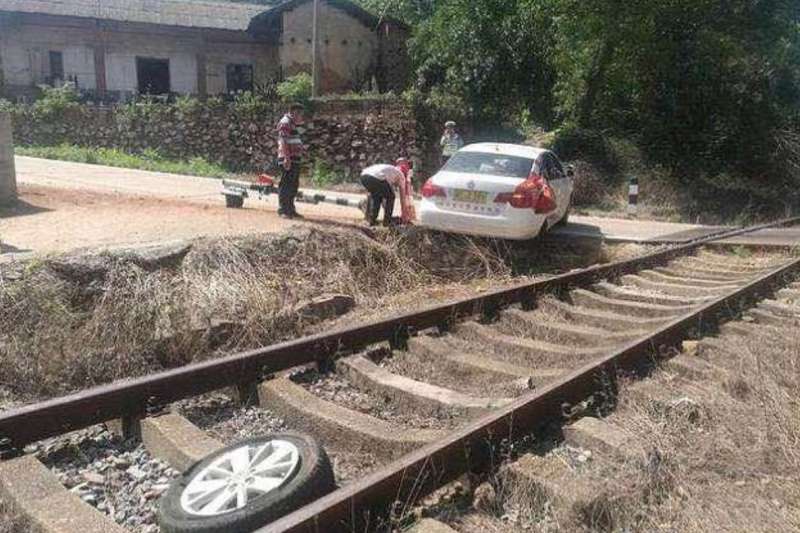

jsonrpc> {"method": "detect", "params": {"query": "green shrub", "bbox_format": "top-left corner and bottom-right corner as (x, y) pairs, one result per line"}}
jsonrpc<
(312, 91), (398, 103)
(310, 160), (347, 187)
(569, 160), (614, 207)
(174, 94), (202, 116)
(232, 90), (270, 117)
(32, 84), (79, 118)
(277, 73), (312, 106)
(14, 144), (233, 179)
(546, 125), (619, 173)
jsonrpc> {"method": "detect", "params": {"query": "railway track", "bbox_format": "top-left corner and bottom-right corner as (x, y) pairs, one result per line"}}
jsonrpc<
(0, 218), (798, 533)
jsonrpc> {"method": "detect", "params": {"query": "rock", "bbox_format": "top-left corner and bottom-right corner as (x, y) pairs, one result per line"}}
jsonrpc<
(472, 482), (497, 512)
(113, 457), (131, 469)
(70, 482), (89, 493)
(128, 465), (148, 480)
(513, 377), (536, 391)
(122, 241), (193, 271)
(47, 255), (113, 284)
(666, 397), (704, 424)
(83, 472), (106, 486)
(293, 294), (356, 322)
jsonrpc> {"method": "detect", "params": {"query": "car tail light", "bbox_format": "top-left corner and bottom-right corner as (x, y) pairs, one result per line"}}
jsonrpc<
(421, 178), (446, 198)
(494, 173), (557, 213)
(534, 182), (557, 213)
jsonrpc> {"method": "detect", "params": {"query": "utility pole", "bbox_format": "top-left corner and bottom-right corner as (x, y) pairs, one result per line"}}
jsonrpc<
(311, 0), (321, 98)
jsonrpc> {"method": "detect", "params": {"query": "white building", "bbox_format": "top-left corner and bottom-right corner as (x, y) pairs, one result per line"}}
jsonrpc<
(0, 0), (409, 100)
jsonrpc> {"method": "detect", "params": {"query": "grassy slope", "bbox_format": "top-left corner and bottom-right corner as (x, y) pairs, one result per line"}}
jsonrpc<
(15, 144), (234, 179)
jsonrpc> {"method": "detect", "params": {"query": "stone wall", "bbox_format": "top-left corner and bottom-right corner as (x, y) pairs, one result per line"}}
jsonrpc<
(9, 99), (421, 178)
(0, 111), (16, 204)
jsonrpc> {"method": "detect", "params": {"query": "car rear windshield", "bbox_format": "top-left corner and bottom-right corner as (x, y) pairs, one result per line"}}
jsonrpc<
(443, 152), (534, 179)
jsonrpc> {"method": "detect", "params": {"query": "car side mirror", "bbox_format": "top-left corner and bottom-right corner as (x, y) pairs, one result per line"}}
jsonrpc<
(566, 165), (575, 178)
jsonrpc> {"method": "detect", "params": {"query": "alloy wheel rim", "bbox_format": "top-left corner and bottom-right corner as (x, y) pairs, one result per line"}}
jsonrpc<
(180, 439), (301, 516)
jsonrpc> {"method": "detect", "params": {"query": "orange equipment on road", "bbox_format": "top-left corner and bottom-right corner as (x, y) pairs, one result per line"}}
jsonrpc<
(394, 158), (417, 224)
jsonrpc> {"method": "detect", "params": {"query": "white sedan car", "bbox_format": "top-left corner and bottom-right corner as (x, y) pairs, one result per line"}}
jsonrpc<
(419, 143), (574, 240)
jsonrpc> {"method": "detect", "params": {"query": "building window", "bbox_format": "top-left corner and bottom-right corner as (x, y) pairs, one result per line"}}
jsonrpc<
(136, 57), (171, 95)
(49, 51), (64, 83)
(226, 64), (254, 93)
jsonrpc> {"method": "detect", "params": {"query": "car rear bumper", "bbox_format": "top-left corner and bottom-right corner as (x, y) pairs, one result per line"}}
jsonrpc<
(419, 199), (546, 240)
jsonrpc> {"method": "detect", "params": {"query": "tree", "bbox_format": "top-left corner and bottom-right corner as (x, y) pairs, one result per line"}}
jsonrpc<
(411, 0), (556, 126)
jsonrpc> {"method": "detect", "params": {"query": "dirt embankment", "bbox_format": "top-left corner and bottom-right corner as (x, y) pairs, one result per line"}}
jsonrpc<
(0, 225), (622, 405)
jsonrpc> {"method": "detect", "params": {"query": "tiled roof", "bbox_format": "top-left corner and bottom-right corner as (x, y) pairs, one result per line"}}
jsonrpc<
(0, 0), (277, 31)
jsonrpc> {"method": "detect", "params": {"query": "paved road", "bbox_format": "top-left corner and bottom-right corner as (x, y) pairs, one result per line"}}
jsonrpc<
(3, 156), (788, 258)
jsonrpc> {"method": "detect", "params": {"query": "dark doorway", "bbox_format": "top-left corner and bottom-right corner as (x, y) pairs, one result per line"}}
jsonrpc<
(136, 57), (170, 95)
(48, 51), (64, 83)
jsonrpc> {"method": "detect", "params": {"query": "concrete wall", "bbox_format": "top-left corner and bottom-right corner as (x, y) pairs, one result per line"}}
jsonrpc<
(280, 1), (379, 93)
(0, 112), (16, 205)
(0, 15), (99, 92)
(0, 13), (278, 98)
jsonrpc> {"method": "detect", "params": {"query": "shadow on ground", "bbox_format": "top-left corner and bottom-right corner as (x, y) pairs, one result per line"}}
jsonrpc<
(0, 199), (52, 219)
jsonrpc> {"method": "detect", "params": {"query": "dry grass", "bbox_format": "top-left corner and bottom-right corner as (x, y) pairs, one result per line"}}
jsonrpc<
(0, 224), (651, 404)
(0, 227), (546, 403)
(423, 291), (799, 532)
(601, 321), (800, 532)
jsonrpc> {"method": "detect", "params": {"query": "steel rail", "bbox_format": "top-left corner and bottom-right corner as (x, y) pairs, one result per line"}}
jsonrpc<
(0, 216), (797, 450)
(258, 251), (800, 533)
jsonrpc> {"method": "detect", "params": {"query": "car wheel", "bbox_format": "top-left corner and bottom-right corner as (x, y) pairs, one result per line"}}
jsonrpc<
(158, 433), (335, 533)
(556, 206), (570, 227)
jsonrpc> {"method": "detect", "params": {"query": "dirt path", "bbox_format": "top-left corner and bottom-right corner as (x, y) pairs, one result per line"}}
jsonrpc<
(1, 157), (367, 258)
(1, 156), (734, 259)
(0, 184), (364, 257)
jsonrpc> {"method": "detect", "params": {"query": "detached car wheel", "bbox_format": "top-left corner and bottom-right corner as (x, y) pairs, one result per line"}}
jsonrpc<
(158, 433), (335, 533)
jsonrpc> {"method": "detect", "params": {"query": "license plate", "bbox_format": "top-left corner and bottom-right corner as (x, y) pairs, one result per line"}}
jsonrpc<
(454, 189), (488, 204)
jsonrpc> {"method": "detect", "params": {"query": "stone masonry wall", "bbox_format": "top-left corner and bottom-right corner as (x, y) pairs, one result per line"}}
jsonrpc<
(0, 112), (16, 204)
(9, 99), (420, 178)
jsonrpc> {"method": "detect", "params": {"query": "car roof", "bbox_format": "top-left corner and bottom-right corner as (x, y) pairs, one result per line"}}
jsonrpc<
(460, 143), (548, 160)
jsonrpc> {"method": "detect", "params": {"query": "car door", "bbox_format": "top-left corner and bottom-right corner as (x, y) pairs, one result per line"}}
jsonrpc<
(552, 153), (574, 214)
(541, 153), (569, 222)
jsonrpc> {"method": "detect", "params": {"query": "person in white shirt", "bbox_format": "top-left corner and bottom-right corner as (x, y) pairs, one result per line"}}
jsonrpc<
(360, 163), (404, 226)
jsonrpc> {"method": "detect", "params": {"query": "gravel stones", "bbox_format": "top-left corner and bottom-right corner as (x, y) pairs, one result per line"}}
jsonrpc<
(33, 426), (178, 533)
(177, 393), (288, 443)
(299, 370), (463, 430)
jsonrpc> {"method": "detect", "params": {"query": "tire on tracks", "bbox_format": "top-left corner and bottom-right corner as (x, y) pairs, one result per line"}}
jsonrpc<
(158, 433), (335, 533)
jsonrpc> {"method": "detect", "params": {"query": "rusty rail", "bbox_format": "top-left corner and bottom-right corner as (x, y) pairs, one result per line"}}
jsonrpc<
(0, 216), (797, 451)
(259, 249), (800, 533)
